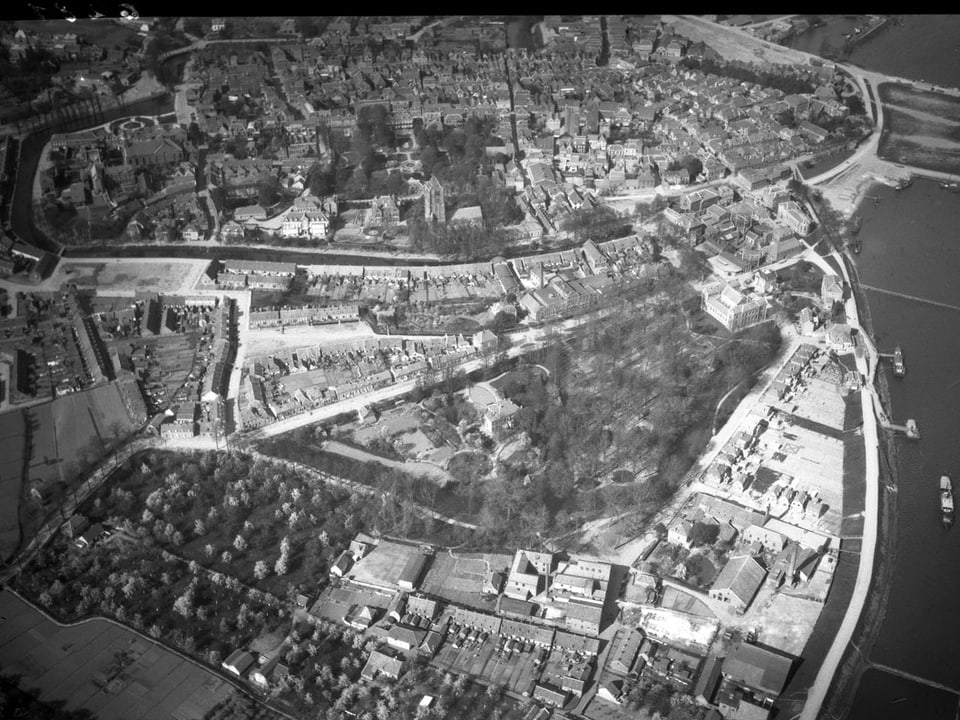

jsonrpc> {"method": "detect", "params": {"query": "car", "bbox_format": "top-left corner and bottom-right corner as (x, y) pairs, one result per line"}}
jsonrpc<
(523, 642), (533, 653)
(466, 628), (478, 645)
(479, 631), (489, 644)
(504, 638), (515, 655)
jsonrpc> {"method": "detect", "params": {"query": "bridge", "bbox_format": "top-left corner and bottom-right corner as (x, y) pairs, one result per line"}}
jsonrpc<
(860, 285), (960, 313)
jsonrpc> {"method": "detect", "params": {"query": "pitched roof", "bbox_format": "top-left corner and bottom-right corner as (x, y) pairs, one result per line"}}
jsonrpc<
(361, 650), (404, 680)
(712, 555), (766, 606)
(388, 625), (427, 647)
(722, 642), (793, 696)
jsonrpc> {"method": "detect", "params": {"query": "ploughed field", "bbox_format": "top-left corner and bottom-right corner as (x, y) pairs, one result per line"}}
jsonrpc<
(877, 83), (960, 175)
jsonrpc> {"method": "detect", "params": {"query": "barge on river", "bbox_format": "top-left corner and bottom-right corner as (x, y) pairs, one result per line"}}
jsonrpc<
(942, 475), (954, 527)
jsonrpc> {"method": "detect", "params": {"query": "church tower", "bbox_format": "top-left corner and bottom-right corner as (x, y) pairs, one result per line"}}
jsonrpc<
(424, 175), (445, 224)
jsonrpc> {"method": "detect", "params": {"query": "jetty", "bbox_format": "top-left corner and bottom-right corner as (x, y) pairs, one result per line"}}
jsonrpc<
(860, 285), (960, 313)
(880, 417), (920, 439)
(877, 346), (905, 377)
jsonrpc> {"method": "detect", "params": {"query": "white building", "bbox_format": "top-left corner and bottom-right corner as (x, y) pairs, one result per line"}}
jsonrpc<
(702, 282), (769, 333)
(281, 209), (329, 239)
(777, 201), (813, 235)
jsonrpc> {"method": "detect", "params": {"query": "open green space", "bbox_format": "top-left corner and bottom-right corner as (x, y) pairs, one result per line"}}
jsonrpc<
(0, 589), (236, 720)
(878, 83), (960, 175)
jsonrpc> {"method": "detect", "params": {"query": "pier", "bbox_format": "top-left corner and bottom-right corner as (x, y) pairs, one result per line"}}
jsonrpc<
(880, 418), (920, 439)
(870, 663), (960, 697)
(860, 285), (960, 313)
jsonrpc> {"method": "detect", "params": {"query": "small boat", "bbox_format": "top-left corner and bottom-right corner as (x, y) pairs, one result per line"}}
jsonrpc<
(892, 346), (905, 377)
(941, 475), (954, 527)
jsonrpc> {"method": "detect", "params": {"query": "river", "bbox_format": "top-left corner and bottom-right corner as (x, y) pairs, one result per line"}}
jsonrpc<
(10, 94), (175, 255)
(787, 14), (960, 719)
(788, 14), (960, 88)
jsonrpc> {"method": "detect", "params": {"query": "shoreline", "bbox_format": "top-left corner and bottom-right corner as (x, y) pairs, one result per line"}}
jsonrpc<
(818, 241), (900, 718)
(797, 226), (881, 719)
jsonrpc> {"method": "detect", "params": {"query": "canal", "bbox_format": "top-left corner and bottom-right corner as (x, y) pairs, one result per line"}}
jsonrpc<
(11, 94), (175, 254)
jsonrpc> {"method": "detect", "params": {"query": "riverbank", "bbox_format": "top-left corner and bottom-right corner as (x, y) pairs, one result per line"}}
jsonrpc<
(796, 237), (881, 720)
(818, 249), (900, 719)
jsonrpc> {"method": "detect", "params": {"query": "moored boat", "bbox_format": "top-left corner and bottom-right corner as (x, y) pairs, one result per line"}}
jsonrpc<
(893, 346), (905, 377)
(941, 475), (954, 527)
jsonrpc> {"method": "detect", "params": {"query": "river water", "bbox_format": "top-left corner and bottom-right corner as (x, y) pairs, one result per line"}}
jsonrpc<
(788, 14), (960, 88)
(799, 14), (960, 720)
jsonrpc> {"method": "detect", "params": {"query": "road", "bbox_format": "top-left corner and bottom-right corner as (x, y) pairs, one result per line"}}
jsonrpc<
(798, 216), (881, 720)
(241, 449), (479, 531)
(320, 439), (455, 487)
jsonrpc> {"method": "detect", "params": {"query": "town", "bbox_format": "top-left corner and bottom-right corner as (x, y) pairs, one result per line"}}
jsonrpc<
(0, 13), (889, 720)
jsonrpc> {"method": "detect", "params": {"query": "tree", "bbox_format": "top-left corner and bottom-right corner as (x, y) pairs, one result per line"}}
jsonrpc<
(688, 521), (720, 547)
(254, 560), (269, 580)
(227, 132), (248, 160)
(275, 536), (291, 575)
(258, 175), (280, 208)
(308, 162), (334, 197)
(173, 586), (195, 618)
(233, 534), (247, 552)
(844, 93), (866, 116)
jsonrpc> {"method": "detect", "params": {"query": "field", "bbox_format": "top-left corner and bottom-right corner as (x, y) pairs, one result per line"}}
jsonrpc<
(27, 383), (135, 486)
(309, 583), (394, 625)
(1, 384), (135, 561)
(47, 259), (209, 295)
(878, 84), (960, 174)
(0, 590), (235, 720)
(419, 551), (513, 610)
(245, 322), (376, 360)
(0, 411), (26, 561)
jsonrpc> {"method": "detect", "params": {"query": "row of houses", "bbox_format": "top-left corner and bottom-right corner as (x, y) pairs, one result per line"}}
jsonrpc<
(248, 304), (359, 328)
